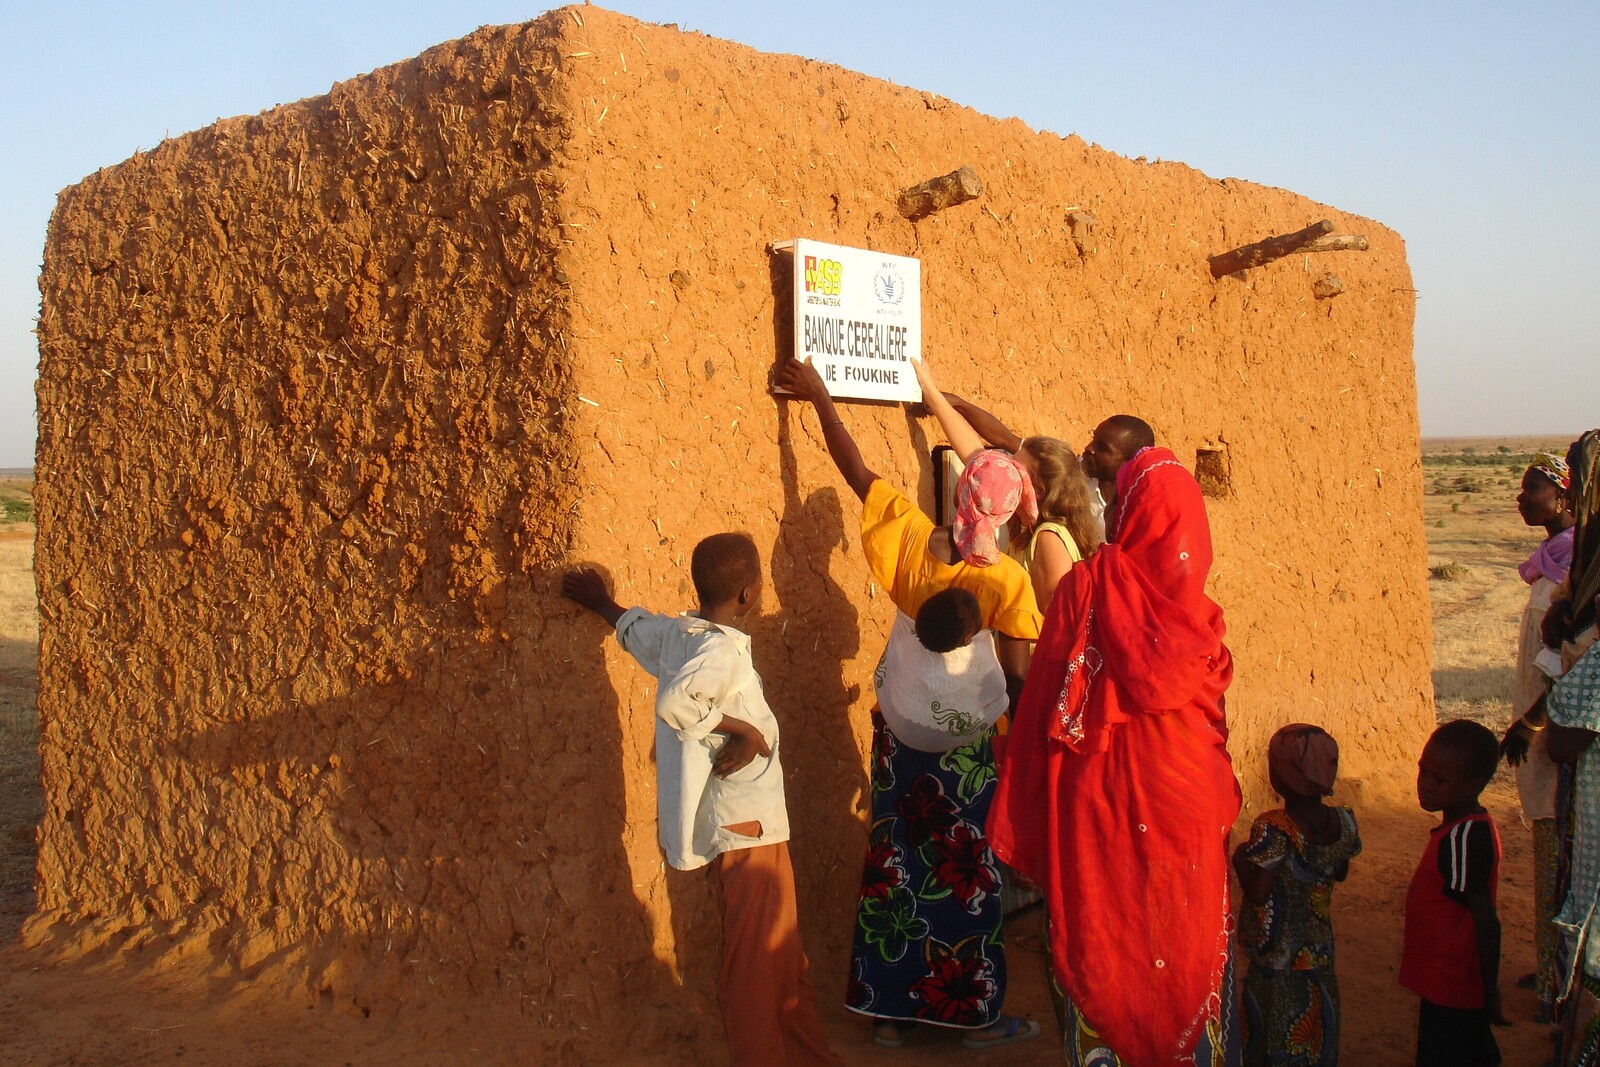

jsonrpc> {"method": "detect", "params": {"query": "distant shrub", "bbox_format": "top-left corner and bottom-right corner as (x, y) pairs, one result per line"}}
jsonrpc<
(1, 499), (30, 523)
(1497, 445), (1512, 454)
(1423, 451), (1535, 469)
(1451, 501), (1461, 512)
(1430, 561), (1467, 580)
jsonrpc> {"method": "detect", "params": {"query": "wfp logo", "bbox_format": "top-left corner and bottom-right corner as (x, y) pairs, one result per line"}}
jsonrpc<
(873, 269), (906, 305)
(804, 256), (842, 296)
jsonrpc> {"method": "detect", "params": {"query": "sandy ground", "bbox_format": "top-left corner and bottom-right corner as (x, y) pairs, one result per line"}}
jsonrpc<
(0, 440), (1579, 1064)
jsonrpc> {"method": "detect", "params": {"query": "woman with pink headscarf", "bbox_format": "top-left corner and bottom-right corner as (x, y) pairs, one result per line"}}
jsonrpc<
(779, 358), (1044, 1051)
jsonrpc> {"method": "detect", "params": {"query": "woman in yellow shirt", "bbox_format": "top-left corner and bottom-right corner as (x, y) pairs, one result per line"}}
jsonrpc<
(778, 359), (1043, 1052)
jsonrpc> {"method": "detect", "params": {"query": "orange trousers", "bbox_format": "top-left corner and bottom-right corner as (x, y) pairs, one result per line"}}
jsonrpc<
(714, 841), (844, 1067)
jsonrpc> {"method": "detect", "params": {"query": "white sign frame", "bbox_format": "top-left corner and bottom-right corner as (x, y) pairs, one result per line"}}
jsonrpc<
(776, 238), (922, 403)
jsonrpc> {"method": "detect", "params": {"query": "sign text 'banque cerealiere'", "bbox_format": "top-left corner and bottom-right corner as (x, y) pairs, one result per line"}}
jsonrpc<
(786, 238), (921, 403)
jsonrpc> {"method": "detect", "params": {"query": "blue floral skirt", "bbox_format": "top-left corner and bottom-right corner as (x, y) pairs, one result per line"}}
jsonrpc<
(845, 709), (1005, 1028)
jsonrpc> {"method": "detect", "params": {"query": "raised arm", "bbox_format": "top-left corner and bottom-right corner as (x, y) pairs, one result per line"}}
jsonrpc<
(945, 392), (1023, 454)
(778, 359), (880, 502)
(910, 358), (988, 463)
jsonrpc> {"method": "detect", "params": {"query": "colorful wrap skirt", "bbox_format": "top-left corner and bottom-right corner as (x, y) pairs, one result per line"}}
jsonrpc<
(845, 710), (1006, 1028)
(1241, 963), (1339, 1066)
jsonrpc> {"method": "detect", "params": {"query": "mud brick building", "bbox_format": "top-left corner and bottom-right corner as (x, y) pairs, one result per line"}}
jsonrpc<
(33, 6), (1428, 1059)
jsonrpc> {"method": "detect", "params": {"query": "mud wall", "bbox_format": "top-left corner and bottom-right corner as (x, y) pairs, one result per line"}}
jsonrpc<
(32, 5), (1431, 1061)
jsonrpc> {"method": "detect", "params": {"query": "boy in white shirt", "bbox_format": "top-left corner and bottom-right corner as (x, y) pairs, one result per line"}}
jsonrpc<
(562, 533), (842, 1067)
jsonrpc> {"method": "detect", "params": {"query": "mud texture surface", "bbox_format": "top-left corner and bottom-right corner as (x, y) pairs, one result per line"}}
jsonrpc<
(31, 6), (1429, 1061)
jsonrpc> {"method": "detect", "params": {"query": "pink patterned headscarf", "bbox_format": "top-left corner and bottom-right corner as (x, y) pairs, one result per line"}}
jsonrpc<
(952, 450), (1038, 567)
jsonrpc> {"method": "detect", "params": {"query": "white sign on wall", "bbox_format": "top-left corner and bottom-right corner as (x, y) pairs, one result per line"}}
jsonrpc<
(780, 238), (922, 403)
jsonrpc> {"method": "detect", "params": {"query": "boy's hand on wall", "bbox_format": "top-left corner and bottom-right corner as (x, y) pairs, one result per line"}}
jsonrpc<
(562, 568), (625, 625)
(712, 716), (772, 777)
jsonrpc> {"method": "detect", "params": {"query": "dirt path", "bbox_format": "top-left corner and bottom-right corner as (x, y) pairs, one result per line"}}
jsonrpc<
(0, 783), (1549, 1066)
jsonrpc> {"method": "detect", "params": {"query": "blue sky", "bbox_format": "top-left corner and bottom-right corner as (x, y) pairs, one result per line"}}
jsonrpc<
(3, 1), (1595, 468)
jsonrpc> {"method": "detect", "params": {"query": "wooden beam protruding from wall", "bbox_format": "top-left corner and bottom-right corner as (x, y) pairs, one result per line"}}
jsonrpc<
(1209, 219), (1334, 278)
(1300, 234), (1369, 253)
(898, 166), (983, 220)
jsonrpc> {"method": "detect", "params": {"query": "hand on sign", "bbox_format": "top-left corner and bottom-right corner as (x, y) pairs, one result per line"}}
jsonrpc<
(778, 358), (830, 407)
(910, 354), (938, 396)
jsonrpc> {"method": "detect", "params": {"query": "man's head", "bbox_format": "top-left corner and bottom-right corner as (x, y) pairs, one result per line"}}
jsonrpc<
(914, 587), (983, 653)
(690, 532), (763, 616)
(1081, 415), (1155, 482)
(1416, 719), (1499, 814)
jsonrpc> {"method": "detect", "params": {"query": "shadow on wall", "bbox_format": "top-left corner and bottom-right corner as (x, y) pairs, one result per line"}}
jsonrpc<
(0, 634), (42, 947)
(754, 415), (865, 978)
(168, 574), (688, 1051)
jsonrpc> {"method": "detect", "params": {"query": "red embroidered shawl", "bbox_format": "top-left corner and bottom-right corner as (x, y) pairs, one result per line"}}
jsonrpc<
(988, 447), (1240, 1063)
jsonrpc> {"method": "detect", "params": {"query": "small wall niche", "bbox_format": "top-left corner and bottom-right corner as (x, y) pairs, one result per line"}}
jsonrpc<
(1195, 445), (1232, 498)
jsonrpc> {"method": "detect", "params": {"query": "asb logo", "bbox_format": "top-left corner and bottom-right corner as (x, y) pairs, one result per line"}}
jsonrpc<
(873, 268), (906, 305)
(804, 255), (842, 296)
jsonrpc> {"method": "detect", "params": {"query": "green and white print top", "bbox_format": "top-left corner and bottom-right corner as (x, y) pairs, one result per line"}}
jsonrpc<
(1550, 642), (1600, 975)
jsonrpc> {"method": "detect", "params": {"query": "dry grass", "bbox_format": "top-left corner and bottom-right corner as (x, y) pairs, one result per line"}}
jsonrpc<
(0, 475), (32, 530)
(0, 536), (39, 940)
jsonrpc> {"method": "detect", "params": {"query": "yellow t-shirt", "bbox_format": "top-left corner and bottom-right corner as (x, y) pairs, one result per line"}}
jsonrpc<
(860, 479), (1042, 641)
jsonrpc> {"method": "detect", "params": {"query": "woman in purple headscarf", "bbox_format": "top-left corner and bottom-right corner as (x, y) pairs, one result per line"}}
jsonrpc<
(1501, 451), (1575, 1017)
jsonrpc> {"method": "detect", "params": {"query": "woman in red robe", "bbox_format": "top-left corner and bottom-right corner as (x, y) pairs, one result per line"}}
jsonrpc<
(988, 431), (1242, 1065)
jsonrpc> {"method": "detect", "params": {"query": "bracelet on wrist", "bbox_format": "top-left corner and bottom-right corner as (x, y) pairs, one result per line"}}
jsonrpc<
(1519, 714), (1545, 732)
(820, 418), (843, 431)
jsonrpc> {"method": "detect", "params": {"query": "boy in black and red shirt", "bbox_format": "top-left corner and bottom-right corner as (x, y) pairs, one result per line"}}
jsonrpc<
(1400, 719), (1508, 1066)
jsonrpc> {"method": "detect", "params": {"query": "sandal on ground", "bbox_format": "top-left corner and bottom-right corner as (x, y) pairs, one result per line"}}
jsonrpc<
(873, 1021), (921, 1048)
(961, 1015), (1041, 1050)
